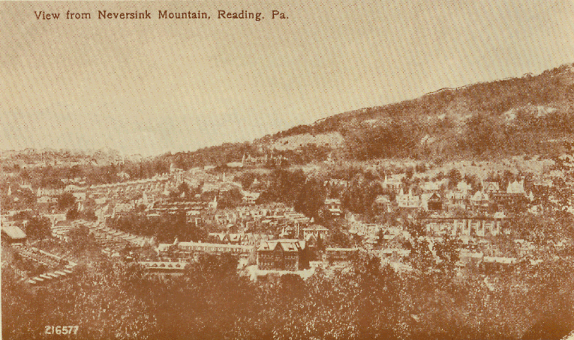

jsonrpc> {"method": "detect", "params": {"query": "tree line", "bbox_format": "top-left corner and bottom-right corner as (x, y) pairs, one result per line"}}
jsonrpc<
(3, 251), (573, 340)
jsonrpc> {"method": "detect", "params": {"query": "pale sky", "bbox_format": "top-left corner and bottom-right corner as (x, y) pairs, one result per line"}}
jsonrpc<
(1, 1), (573, 156)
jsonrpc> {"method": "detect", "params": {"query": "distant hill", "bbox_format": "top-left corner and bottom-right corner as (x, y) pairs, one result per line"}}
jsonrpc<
(256, 63), (574, 161)
(0, 147), (125, 165)
(157, 63), (574, 169)
(4, 64), (573, 173)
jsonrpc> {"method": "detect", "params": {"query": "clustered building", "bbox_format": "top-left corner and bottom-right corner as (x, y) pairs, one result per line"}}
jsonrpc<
(3, 157), (574, 282)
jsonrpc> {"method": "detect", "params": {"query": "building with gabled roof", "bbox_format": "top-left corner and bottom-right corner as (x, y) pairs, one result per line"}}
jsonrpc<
(397, 188), (421, 209)
(470, 190), (490, 210)
(257, 239), (308, 271)
(425, 193), (443, 211)
(482, 181), (500, 194)
(1, 226), (27, 244)
(302, 225), (329, 240)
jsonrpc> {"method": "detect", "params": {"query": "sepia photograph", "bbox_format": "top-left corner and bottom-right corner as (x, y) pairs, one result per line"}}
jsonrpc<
(1, 1), (574, 339)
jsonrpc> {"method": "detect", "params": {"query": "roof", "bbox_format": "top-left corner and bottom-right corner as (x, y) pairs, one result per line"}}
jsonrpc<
(375, 195), (391, 204)
(507, 180), (525, 194)
(326, 247), (359, 252)
(302, 225), (329, 231)
(1, 226), (26, 239)
(471, 191), (489, 201)
(258, 239), (304, 252)
(493, 212), (507, 219)
(428, 193), (442, 200)
(483, 182), (500, 191)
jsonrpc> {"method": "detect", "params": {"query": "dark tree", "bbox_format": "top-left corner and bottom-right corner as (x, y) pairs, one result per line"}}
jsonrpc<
(295, 177), (327, 219)
(25, 216), (52, 240)
(447, 169), (462, 189)
(57, 192), (76, 210)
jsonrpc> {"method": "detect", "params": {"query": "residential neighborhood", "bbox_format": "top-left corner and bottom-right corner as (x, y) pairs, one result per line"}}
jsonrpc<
(3, 149), (574, 275)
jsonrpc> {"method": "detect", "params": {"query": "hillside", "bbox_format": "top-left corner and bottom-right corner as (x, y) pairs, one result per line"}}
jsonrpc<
(257, 62), (574, 161)
(145, 63), (574, 170)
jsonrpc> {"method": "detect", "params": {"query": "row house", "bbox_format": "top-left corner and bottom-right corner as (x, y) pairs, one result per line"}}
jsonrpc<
(112, 203), (136, 217)
(150, 201), (207, 213)
(235, 204), (292, 220)
(324, 179), (349, 188)
(283, 211), (312, 225)
(198, 205), (312, 232)
(206, 232), (274, 246)
(51, 221), (76, 241)
(38, 196), (58, 205)
(140, 261), (187, 273)
(207, 232), (230, 244)
(89, 176), (169, 191)
(480, 256), (517, 272)
(176, 241), (255, 257)
(302, 225), (330, 240)
(36, 188), (64, 197)
(423, 217), (506, 237)
(64, 184), (87, 193)
(241, 233), (274, 246)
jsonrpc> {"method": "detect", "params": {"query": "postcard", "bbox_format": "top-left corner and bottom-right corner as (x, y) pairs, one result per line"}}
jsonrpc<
(2, 1), (574, 339)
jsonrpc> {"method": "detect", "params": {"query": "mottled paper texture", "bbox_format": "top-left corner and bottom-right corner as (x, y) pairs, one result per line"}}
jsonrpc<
(2, 1), (574, 340)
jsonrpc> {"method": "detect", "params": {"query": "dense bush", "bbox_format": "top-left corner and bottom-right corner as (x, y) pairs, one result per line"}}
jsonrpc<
(3, 252), (573, 340)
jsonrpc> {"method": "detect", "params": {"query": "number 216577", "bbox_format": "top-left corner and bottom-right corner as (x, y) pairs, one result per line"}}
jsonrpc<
(45, 326), (78, 335)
